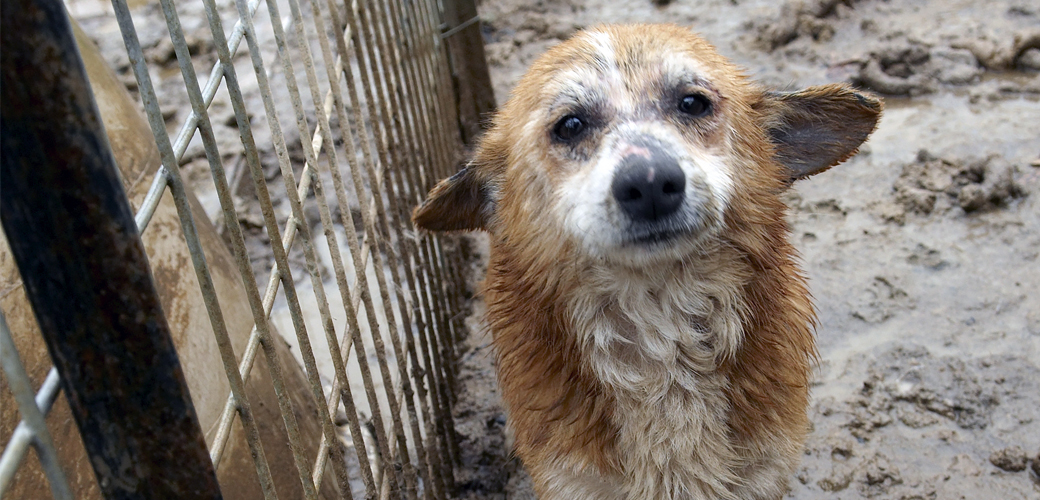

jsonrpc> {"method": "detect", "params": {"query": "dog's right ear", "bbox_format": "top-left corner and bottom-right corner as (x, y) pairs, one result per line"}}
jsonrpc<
(413, 164), (494, 232)
(754, 84), (882, 184)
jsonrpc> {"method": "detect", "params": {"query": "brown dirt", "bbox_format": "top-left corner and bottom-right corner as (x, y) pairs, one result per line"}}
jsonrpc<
(452, 0), (1040, 499)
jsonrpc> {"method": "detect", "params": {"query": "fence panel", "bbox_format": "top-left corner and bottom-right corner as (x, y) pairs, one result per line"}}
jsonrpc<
(0, 0), (487, 497)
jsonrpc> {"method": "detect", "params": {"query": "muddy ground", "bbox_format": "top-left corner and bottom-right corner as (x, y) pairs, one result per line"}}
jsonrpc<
(69, 0), (1040, 498)
(451, 1), (1040, 499)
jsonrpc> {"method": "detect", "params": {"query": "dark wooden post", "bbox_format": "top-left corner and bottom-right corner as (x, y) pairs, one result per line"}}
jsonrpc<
(0, 0), (222, 497)
(441, 0), (496, 145)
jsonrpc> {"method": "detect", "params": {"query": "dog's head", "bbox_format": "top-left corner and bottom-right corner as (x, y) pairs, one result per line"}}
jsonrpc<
(415, 24), (881, 266)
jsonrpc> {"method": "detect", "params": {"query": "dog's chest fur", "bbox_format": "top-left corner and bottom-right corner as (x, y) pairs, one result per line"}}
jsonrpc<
(563, 253), (751, 498)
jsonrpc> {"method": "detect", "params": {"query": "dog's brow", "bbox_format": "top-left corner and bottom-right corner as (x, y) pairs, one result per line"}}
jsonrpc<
(548, 84), (603, 116)
(657, 53), (718, 90)
(586, 31), (618, 74)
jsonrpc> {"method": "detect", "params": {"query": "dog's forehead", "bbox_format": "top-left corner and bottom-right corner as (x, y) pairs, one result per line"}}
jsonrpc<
(531, 26), (731, 102)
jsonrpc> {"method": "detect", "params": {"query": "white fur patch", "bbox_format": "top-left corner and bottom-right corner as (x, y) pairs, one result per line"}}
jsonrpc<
(540, 456), (623, 500)
(584, 30), (635, 114)
(565, 255), (752, 499)
(686, 143), (734, 207)
(557, 140), (623, 253)
(586, 30), (619, 78)
(660, 50), (716, 88)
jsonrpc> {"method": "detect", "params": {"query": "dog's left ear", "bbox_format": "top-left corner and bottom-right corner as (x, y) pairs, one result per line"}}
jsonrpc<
(413, 164), (494, 232)
(414, 126), (509, 232)
(755, 84), (883, 183)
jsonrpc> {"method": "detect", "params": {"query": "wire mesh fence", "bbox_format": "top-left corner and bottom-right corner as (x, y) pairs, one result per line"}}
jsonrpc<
(1, 0), (484, 497)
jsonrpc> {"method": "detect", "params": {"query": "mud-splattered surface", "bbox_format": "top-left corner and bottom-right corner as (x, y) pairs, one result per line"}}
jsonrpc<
(452, 0), (1040, 499)
(69, 0), (1040, 498)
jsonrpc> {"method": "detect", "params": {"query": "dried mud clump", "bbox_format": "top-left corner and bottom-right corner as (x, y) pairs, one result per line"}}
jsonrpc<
(849, 276), (913, 324)
(861, 454), (903, 495)
(754, 0), (860, 50)
(814, 463), (854, 492)
(852, 44), (985, 96)
(953, 28), (1040, 71)
(851, 345), (999, 434)
(989, 446), (1029, 472)
(882, 150), (1028, 223)
(856, 29), (1040, 96)
(147, 33), (214, 66)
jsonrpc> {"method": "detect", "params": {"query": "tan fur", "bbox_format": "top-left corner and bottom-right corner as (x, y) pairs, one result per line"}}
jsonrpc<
(415, 24), (881, 499)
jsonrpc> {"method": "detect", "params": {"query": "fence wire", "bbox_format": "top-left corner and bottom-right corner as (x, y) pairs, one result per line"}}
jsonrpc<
(0, 317), (71, 500)
(0, 0), (474, 497)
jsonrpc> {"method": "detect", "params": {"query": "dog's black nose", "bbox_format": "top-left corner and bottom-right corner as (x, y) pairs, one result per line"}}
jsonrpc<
(611, 153), (685, 222)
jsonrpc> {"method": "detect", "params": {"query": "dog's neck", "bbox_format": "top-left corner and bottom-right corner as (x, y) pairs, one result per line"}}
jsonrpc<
(565, 249), (752, 497)
(568, 248), (750, 382)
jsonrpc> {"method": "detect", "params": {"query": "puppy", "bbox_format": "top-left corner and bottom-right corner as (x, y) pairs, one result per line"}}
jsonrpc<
(414, 24), (881, 499)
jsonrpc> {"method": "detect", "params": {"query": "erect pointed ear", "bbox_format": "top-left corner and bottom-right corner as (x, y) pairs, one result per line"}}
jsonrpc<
(755, 84), (883, 183)
(413, 164), (494, 232)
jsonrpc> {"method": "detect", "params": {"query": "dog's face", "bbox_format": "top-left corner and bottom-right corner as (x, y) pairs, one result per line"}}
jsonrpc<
(544, 28), (740, 263)
(415, 24), (881, 266)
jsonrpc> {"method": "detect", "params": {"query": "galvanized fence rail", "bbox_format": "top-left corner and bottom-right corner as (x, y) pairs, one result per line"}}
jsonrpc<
(0, 0), (490, 497)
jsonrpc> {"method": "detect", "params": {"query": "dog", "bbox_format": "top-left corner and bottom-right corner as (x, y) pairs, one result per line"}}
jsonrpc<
(414, 24), (881, 499)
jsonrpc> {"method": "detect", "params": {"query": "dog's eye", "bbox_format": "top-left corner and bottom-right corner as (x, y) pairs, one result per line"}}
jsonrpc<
(678, 94), (711, 117)
(553, 115), (586, 142)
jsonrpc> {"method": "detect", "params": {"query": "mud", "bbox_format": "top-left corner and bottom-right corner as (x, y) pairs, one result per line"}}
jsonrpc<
(68, 0), (1040, 498)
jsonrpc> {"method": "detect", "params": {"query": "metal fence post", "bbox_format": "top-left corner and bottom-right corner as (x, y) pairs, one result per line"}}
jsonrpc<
(441, 0), (496, 145)
(0, 0), (222, 497)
